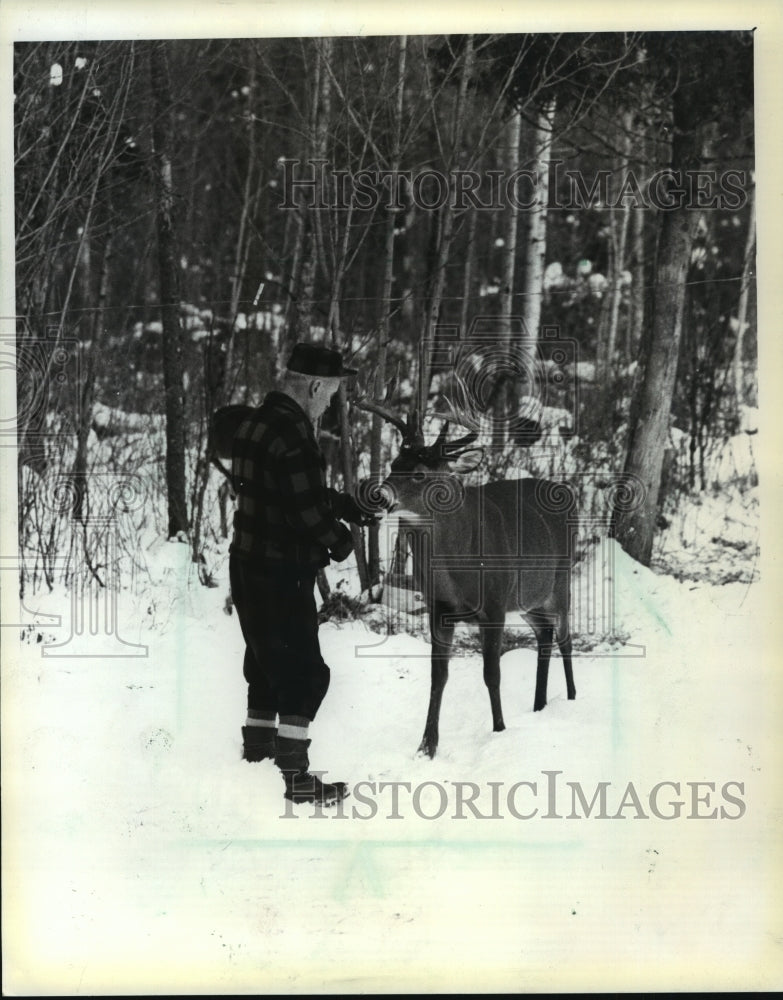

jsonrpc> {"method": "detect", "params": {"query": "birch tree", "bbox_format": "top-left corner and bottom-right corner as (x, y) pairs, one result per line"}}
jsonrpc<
(733, 179), (756, 415)
(148, 41), (188, 538)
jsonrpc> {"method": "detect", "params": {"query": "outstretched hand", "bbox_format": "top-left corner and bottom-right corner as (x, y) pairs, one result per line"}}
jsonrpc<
(339, 494), (385, 527)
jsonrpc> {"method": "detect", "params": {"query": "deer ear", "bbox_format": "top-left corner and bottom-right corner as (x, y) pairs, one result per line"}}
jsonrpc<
(451, 448), (484, 474)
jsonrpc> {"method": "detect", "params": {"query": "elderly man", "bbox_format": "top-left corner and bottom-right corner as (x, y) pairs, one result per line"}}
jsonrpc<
(229, 342), (372, 806)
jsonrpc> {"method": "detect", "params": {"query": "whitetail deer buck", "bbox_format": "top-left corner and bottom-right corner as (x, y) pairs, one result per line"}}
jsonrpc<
(356, 397), (576, 759)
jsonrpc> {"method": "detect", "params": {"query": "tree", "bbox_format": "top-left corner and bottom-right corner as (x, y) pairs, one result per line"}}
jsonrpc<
(417, 34), (476, 416)
(148, 41), (188, 538)
(368, 34), (408, 586)
(733, 179), (756, 415)
(613, 31), (754, 563)
(599, 108), (634, 381)
(482, 33), (641, 445)
(12, 34), (756, 591)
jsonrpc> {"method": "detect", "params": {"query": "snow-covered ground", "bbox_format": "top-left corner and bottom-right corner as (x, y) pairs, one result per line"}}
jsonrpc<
(3, 514), (781, 993)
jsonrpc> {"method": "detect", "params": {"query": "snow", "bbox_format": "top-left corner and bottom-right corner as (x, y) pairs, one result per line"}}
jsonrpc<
(4, 512), (781, 993)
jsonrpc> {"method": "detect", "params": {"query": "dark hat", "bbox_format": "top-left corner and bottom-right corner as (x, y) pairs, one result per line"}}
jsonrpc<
(286, 342), (358, 378)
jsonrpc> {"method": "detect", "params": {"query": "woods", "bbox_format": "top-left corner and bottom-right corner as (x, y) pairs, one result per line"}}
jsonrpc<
(6, 25), (777, 993)
(13, 31), (756, 591)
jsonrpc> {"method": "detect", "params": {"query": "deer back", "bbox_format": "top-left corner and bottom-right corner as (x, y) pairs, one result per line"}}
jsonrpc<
(402, 477), (574, 620)
(482, 478), (574, 613)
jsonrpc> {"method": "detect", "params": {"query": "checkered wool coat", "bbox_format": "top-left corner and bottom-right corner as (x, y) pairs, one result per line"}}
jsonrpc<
(230, 391), (350, 568)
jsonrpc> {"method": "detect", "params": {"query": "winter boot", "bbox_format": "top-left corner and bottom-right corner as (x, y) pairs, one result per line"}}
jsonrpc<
(241, 725), (277, 762)
(274, 735), (348, 806)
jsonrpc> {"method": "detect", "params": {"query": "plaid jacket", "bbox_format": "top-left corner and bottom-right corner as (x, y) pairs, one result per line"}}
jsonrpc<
(230, 391), (350, 568)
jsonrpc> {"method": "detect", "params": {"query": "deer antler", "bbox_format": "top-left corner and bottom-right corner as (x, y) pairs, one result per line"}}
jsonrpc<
(435, 370), (481, 434)
(353, 368), (482, 453)
(432, 415), (479, 458)
(439, 431), (479, 458)
(435, 397), (481, 433)
(352, 387), (423, 447)
(353, 396), (410, 437)
(431, 372), (481, 456)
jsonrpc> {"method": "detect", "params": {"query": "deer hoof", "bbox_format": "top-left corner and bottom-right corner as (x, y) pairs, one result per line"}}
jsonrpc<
(493, 721), (506, 732)
(533, 701), (546, 712)
(417, 739), (437, 759)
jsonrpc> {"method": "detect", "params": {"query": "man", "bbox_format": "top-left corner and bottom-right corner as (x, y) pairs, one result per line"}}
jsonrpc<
(229, 342), (374, 806)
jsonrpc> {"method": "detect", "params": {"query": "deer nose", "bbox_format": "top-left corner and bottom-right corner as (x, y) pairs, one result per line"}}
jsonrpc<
(356, 476), (397, 513)
(379, 482), (399, 512)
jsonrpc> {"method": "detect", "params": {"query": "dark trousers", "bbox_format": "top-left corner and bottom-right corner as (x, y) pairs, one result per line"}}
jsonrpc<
(229, 554), (330, 721)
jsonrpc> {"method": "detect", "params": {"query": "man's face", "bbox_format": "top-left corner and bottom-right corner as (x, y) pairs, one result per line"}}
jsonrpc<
(312, 378), (340, 419)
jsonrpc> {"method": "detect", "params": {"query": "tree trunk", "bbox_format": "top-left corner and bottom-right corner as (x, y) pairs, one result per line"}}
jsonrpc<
(417, 34), (474, 417)
(459, 206), (478, 339)
(326, 284), (370, 592)
(149, 42), (188, 538)
(289, 38), (333, 348)
(499, 110), (522, 333)
(511, 98), (555, 443)
(369, 35), (407, 587)
(603, 110), (633, 379)
(492, 108), (522, 449)
(629, 201), (646, 363)
(307, 38), (370, 593)
(325, 181), (370, 595)
(520, 100), (555, 353)
(73, 231), (112, 522)
(612, 100), (704, 565)
(66, 51), (132, 521)
(733, 180), (756, 415)
(223, 40), (261, 404)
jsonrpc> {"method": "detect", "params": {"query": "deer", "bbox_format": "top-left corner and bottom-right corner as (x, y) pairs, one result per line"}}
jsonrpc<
(355, 394), (577, 759)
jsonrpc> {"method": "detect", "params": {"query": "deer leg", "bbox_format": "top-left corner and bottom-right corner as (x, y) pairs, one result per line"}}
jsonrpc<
(528, 617), (555, 712)
(557, 619), (576, 701)
(479, 624), (505, 732)
(553, 565), (575, 701)
(418, 604), (454, 759)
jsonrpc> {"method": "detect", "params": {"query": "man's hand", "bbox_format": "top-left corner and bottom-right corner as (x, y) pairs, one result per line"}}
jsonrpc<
(338, 494), (384, 527)
(329, 523), (354, 563)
